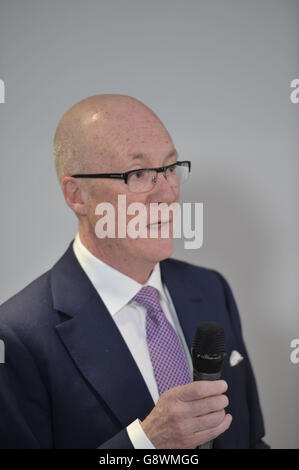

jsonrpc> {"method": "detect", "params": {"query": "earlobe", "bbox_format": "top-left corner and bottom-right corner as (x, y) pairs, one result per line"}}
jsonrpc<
(61, 177), (88, 216)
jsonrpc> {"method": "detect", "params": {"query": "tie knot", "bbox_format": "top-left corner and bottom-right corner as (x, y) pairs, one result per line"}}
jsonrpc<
(133, 285), (160, 313)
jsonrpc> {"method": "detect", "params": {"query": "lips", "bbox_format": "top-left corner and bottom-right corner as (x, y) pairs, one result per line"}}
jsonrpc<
(147, 220), (171, 228)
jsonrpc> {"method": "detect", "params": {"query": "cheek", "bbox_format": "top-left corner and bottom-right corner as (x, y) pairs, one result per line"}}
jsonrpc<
(90, 188), (143, 237)
(88, 183), (118, 212)
(173, 186), (180, 203)
(121, 194), (148, 226)
(85, 186), (119, 233)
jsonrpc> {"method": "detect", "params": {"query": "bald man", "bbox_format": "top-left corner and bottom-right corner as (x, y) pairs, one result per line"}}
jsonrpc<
(0, 95), (268, 449)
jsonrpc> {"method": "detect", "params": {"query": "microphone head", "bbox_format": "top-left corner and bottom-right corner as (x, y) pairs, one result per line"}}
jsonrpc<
(192, 322), (226, 374)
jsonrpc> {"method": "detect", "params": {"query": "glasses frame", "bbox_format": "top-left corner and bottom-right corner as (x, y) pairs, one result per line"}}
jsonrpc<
(71, 160), (191, 185)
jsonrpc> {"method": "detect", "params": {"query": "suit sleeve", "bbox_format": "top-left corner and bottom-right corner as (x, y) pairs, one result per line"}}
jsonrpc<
(97, 428), (134, 449)
(0, 322), (136, 449)
(214, 272), (270, 449)
(0, 322), (53, 448)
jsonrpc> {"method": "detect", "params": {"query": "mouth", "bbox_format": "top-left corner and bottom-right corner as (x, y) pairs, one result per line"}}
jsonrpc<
(147, 220), (172, 228)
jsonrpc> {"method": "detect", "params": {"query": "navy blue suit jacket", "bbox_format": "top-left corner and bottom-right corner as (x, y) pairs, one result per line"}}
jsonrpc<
(0, 243), (268, 448)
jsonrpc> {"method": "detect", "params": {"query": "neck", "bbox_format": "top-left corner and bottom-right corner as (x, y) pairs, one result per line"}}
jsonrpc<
(78, 229), (155, 284)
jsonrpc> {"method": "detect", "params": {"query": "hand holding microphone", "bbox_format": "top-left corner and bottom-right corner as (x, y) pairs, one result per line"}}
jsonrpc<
(141, 322), (232, 449)
(192, 322), (228, 449)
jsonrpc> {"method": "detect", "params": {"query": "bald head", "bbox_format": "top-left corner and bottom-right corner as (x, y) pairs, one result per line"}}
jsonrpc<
(53, 94), (171, 181)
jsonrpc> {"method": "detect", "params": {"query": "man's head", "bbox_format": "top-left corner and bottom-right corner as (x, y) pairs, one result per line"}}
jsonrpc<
(54, 94), (180, 282)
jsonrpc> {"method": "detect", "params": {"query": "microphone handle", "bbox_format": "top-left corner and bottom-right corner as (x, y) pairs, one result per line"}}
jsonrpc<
(193, 371), (222, 381)
(194, 370), (222, 450)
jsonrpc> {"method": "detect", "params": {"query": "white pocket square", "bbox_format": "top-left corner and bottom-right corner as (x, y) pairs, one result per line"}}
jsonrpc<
(229, 350), (244, 367)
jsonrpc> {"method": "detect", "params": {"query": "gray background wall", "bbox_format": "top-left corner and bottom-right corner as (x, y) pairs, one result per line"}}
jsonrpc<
(0, 0), (298, 448)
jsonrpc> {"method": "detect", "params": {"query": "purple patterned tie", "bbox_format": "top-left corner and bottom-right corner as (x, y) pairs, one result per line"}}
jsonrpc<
(133, 285), (191, 395)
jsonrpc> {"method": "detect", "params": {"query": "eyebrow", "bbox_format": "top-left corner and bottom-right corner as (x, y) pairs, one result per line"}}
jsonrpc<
(127, 148), (178, 163)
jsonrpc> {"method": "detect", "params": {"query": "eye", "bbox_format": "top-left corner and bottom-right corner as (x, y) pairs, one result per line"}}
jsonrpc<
(127, 169), (148, 183)
(168, 164), (176, 173)
(131, 170), (144, 179)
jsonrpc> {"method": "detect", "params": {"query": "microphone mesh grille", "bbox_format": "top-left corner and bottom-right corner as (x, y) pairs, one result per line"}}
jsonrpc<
(192, 322), (226, 355)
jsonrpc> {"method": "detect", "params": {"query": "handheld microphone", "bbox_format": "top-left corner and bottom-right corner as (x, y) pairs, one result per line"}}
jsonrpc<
(192, 322), (226, 449)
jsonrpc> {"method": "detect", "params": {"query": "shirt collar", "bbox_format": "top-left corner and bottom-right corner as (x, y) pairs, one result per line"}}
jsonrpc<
(73, 233), (167, 316)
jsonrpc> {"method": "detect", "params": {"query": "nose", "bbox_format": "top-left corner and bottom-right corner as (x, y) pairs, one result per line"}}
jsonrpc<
(149, 170), (178, 204)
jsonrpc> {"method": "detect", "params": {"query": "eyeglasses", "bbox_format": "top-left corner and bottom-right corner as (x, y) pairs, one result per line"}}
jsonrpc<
(71, 160), (191, 193)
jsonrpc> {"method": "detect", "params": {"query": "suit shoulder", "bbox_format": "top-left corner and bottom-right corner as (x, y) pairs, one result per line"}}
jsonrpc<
(163, 258), (243, 336)
(161, 257), (236, 303)
(0, 270), (54, 330)
(163, 257), (225, 283)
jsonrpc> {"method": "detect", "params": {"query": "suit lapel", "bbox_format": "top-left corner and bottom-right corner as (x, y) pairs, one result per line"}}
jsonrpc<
(160, 259), (238, 449)
(160, 259), (206, 352)
(51, 244), (154, 427)
(160, 259), (231, 351)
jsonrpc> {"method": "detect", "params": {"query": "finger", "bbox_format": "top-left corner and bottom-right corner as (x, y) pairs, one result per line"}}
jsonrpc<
(193, 413), (233, 447)
(189, 394), (229, 417)
(176, 380), (228, 402)
(194, 409), (226, 432)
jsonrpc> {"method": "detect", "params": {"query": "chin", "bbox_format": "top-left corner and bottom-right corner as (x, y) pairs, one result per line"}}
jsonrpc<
(142, 238), (174, 264)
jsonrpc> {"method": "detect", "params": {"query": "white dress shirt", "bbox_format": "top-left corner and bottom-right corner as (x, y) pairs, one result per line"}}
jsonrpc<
(73, 233), (193, 449)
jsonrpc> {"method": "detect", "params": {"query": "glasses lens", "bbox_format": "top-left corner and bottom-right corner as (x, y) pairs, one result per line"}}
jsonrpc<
(127, 169), (156, 193)
(166, 163), (189, 186)
(127, 163), (190, 193)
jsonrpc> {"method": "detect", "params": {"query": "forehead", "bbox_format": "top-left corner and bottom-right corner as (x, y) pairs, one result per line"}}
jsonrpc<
(89, 117), (174, 170)
(126, 148), (178, 166)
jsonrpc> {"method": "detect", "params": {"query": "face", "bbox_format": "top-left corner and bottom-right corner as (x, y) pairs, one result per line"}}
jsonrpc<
(82, 112), (180, 268)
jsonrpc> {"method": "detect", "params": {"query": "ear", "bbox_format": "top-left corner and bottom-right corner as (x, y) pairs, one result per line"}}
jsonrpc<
(61, 176), (88, 216)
